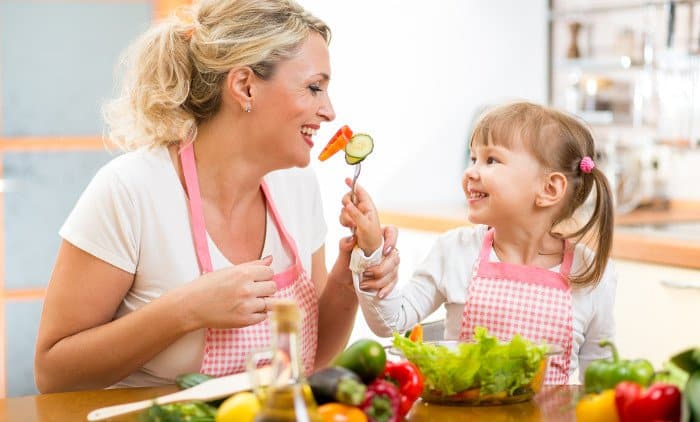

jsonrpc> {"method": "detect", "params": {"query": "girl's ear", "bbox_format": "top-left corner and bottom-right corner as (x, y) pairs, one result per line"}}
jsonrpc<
(536, 171), (567, 208)
(224, 67), (255, 112)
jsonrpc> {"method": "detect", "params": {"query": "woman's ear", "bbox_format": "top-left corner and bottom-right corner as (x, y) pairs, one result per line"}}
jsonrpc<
(224, 67), (255, 112)
(536, 171), (567, 208)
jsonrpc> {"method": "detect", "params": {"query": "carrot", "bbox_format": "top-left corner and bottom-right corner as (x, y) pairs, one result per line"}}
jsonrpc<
(318, 125), (353, 161)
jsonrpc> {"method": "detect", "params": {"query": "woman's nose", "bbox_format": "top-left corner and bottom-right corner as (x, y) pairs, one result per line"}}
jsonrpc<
(318, 96), (336, 122)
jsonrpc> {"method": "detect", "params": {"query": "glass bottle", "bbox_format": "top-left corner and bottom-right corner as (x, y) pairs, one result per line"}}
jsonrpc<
(253, 299), (321, 422)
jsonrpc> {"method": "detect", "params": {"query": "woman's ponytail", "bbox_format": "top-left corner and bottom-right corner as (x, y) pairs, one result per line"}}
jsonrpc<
(103, 16), (196, 150)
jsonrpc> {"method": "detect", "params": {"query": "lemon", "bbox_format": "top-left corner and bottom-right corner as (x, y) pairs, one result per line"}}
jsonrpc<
(216, 391), (261, 422)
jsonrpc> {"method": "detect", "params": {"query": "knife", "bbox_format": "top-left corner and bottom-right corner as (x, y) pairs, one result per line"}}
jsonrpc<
(87, 367), (273, 421)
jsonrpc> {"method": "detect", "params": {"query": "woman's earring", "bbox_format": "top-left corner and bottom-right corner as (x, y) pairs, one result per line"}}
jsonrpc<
(243, 104), (251, 113)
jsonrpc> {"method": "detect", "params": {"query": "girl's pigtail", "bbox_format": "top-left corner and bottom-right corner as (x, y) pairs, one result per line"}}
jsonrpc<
(570, 167), (615, 287)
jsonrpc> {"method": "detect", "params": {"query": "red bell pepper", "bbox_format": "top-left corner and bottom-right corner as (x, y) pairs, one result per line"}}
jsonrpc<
(614, 381), (682, 422)
(360, 379), (401, 422)
(380, 361), (423, 418)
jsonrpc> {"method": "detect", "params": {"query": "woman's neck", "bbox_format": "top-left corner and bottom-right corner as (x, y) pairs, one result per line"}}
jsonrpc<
(490, 223), (563, 268)
(190, 114), (268, 211)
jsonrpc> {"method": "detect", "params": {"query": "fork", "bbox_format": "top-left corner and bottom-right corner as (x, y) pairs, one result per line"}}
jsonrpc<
(350, 162), (362, 205)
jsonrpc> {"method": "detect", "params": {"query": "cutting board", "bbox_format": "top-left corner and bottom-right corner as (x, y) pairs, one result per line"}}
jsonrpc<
(87, 367), (272, 421)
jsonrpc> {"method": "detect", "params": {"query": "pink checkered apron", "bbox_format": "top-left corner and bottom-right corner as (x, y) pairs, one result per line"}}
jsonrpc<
(459, 228), (573, 385)
(179, 142), (319, 377)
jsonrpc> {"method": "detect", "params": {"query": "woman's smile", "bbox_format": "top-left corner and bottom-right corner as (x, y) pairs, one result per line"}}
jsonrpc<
(301, 124), (318, 148)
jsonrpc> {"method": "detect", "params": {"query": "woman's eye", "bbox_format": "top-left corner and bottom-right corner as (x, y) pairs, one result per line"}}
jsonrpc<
(309, 84), (322, 94)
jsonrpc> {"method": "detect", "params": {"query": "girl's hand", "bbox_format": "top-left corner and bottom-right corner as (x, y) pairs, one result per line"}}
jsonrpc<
(339, 178), (383, 255)
(361, 226), (400, 299)
(179, 256), (276, 330)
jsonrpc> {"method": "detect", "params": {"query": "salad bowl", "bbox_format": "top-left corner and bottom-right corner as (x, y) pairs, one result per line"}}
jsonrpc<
(387, 331), (563, 406)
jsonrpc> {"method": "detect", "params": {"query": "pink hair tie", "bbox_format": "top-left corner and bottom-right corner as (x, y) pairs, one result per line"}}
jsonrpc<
(579, 156), (595, 174)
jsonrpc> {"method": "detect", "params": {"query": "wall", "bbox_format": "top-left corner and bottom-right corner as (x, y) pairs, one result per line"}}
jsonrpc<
(0, 0), (186, 398)
(299, 0), (548, 267)
(0, 0), (549, 396)
(297, 0), (549, 342)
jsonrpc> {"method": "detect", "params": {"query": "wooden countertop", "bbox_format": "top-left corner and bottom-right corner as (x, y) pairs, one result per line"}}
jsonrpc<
(378, 200), (700, 269)
(0, 385), (579, 421)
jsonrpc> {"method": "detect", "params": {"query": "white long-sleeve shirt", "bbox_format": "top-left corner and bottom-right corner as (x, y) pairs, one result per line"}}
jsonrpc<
(350, 224), (617, 384)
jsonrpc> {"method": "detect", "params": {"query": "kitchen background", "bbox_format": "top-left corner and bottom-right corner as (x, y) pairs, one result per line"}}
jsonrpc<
(0, 0), (698, 398)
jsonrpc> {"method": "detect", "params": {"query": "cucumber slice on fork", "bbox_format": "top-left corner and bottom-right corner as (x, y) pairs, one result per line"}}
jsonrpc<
(345, 153), (364, 165)
(344, 133), (374, 162)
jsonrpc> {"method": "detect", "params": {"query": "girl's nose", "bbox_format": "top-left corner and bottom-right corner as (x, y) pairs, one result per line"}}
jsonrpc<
(464, 164), (478, 180)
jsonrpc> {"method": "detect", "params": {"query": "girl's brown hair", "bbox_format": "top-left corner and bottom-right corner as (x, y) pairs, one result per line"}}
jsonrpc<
(103, 0), (331, 150)
(470, 102), (614, 288)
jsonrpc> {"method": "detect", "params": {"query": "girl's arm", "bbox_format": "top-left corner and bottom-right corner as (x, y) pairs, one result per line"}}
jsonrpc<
(351, 248), (447, 337)
(313, 227), (400, 369)
(577, 261), (618, 382)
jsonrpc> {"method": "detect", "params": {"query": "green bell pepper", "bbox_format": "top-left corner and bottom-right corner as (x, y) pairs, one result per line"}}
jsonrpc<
(584, 340), (655, 394)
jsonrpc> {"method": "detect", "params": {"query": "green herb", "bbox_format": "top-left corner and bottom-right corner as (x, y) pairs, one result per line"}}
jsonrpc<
(137, 401), (217, 422)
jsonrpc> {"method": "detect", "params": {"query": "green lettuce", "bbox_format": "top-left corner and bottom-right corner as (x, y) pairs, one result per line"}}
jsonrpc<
(392, 326), (548, 396)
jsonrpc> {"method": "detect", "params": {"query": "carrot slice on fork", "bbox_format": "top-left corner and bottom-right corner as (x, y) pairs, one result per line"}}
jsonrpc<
(318, 125), (353, 161)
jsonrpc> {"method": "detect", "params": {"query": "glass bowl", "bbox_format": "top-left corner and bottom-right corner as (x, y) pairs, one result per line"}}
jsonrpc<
(386, 340), (563, 406)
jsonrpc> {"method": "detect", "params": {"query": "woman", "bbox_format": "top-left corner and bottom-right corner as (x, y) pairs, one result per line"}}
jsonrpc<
(34, 0), (399, 393)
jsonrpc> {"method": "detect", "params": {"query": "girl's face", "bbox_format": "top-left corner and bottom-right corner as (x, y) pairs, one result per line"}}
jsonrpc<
(462, 139), (545, 226)
(251, 32), (335, 168)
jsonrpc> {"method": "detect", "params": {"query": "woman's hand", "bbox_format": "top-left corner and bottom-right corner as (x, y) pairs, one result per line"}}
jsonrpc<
(179, 256), (277, 330)
(361, 226), (400, 299)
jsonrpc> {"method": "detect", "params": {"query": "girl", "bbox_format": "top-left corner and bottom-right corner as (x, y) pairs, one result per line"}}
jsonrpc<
(342, 102), (617, 384)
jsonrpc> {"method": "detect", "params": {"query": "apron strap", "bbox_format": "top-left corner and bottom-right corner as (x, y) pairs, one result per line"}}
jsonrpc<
(180, 142), (213, 274)
(479, 227), (575, 278)
(179, 142), (301, 289)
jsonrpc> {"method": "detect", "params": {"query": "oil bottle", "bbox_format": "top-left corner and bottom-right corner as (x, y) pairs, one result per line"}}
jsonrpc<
(254, 299), (321, 422)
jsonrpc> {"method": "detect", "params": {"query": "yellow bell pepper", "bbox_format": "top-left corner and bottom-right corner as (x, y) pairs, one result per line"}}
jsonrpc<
(408, 324), (423, 342)
(575, 389), (619, 422)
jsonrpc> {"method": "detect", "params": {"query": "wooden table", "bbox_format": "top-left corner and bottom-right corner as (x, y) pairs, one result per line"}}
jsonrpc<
(0, 385), (579, 421)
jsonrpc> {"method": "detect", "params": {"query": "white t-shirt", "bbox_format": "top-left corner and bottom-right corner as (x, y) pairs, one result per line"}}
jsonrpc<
(59, 146), (327, 387)
(351, 224), (617, 384)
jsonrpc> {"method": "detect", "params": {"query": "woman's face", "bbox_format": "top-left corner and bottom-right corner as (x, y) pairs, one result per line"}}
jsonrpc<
(251, 32), (335, 168)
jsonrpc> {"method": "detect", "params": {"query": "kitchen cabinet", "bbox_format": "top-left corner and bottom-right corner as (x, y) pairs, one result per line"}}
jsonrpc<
(614, 258), (700, 367)
(549, 0), (700, 211)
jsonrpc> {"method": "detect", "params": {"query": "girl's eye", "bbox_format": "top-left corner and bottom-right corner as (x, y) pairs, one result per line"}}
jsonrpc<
(469, 156), (476, 164)
(486, 156), (499, 164)
(309, 84), (322, 94)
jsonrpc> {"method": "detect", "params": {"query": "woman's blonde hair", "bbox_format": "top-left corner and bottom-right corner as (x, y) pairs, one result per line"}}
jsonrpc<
(470, 102), (614, 288)
(103, 0), (331, 150)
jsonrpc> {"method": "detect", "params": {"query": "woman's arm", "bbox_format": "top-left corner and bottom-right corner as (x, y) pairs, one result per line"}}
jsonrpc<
(35, 241), (192, 392)
(35, 241), (275, 393)
(312, 226), (401, 369)
(312, 239), (358, 369)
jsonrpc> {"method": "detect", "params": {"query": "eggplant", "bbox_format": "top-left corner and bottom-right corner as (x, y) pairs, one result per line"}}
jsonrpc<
(308, 366), (367, 406)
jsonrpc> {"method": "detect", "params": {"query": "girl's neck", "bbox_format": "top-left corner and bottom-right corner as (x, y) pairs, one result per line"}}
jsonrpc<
(490, 224), (564, 269)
